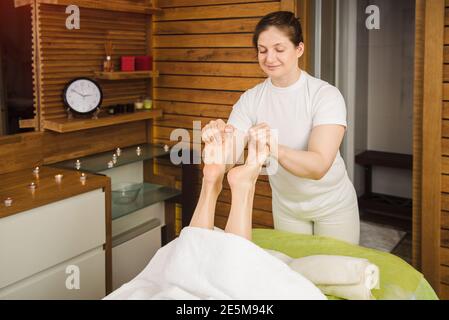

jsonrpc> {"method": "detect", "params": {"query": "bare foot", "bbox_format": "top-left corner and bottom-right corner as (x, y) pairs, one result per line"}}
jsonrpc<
(227, 131), (269, 188)
(203, 128), (234, 185)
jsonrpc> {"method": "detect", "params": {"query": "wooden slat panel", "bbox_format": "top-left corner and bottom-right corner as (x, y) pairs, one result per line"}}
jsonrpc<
(156, 101), (232, 118)
(156, 62), (264, 77)
(443, 139), (449, 156)
(154, 48), (257, 62)
(442, 265), (449, 285)
(154, 18), (259, 35)
(442, 175), (449, 193)
(443, 210), (449, 229)
(443, 229), (449, 248)
(155, 114), (223, 129)
(36, 4), (150, 126)
(442, 247), (449, 266)
(155, 88), (242, 105)
(215, 201), (274, 227)
(442, 283), (449, 300)
(158, 0), (273, 8)
(155, 75), (262, 91)
(155, 2), (279, 21)
(155, 34), (253, 48)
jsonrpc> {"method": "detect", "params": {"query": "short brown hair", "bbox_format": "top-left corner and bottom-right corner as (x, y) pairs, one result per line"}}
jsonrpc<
(253, 11), (303, 50)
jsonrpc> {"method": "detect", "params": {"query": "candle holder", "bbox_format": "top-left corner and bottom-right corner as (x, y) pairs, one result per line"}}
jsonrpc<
(33, 167), (40, 175)
(108, 161), (114, 169)
(164, 145), (170, 152)
(112, 154), (118, 164)
(136, 146), (142, 156)
(29, 182), (37, 190)
(116, 148), (122, 157)
(4, 197), (12, 207)
(75, 160), (81, 170)
(80, 173), (87, 184)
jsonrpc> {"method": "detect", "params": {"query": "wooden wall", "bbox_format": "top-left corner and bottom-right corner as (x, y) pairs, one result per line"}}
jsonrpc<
(441, 0), (449, 299)
(152, 0), (305, 231)
(417, 0), (448, 299)
(32, 0), (152, 130)
(1, 0), (157, 174)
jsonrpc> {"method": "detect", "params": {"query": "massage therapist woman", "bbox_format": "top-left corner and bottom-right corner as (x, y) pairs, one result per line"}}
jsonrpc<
(202, 11), (360, 244)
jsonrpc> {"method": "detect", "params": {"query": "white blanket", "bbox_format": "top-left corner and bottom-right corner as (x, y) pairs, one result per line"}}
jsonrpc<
(104, 227), (326, 300)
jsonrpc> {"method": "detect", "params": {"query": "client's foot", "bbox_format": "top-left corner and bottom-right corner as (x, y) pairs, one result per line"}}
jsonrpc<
(227, 131), (269, 188)
(202, 128), (234, 186)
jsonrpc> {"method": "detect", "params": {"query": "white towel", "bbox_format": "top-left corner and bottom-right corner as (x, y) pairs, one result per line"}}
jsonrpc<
(105, 228), (326, 300)
(288, 255), (380, 300)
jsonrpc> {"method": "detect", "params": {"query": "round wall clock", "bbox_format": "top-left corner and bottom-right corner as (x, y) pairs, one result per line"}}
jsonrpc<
(63, 77), (103, 117)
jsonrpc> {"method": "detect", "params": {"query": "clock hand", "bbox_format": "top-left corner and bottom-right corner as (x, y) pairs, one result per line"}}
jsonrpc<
(71, 89), (84, 97)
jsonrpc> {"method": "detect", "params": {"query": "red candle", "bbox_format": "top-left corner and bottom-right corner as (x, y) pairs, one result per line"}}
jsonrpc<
(135, 56), (152, 71)
(121, 56), (135, 72)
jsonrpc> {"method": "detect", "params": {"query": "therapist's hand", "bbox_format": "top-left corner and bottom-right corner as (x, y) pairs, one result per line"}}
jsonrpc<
(248, 123), (279, 159)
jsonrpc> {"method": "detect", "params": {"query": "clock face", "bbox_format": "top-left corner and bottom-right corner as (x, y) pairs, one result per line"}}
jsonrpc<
(63, 78), (103, 114)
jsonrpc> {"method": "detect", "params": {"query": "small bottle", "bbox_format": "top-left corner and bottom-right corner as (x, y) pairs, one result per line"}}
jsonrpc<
(144, 97), (152, 110)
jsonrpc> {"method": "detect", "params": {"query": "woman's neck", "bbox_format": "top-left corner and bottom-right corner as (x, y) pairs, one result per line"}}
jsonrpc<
(271, 68), (302, 88)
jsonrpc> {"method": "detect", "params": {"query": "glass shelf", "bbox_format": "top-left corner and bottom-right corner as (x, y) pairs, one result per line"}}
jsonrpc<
(52, 143), (170, 173)
(111, 183), (181, 220)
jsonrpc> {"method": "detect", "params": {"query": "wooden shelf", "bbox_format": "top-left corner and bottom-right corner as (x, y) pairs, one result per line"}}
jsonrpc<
(94, 70), (159, 80)
(43, 110), (162, 133)
(15, 0), (162, 15)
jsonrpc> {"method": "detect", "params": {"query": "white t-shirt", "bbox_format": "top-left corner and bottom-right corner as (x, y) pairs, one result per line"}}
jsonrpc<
(228, 71), (355, 219)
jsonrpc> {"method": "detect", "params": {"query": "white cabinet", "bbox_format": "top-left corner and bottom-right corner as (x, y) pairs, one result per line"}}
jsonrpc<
(101, 162), (165, 290)
(112, 216), (161, 290)
(0, 189), (106, 299)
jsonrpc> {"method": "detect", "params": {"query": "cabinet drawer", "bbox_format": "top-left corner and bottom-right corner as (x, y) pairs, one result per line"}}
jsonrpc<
(112, 221), (161, 290)
(0, 247), (105, 300)
(0, 189), (106, 289)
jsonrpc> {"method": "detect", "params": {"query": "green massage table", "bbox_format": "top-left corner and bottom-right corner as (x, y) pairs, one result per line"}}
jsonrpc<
(252, 229), (439, 300)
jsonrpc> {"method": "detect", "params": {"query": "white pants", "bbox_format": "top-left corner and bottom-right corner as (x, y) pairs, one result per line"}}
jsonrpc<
(273, 185), (360, 245)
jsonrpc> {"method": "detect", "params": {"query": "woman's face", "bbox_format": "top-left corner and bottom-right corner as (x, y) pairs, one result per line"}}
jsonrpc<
(257, 26), (304, 80)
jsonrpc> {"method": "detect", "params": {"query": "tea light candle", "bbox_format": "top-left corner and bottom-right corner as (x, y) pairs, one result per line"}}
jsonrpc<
(75, 160), (81, 170)
(54, 174), (64, 183)
(108, 161), (114, 168)
(29, 182), (37, 190)
(4, 197), (12, 207)
(136, 146), (142, 156)
(80, 173), (87, 183)
(135, 101), (144, 110)
(112, 154), (117, 164)
(116, 148), (122, 157)
(33, 167), (40, 175)
(164, 145), (170, 152)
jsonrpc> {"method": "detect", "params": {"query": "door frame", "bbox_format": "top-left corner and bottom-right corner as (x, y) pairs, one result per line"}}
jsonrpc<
(414, 0), (445, 293)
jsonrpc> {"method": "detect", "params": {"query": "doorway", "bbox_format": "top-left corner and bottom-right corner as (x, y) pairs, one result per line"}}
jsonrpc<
(316, 0), (415, 263)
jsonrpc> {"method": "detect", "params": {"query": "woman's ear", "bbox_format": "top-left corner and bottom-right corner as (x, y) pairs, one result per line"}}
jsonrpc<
(296, 43), (305, 59)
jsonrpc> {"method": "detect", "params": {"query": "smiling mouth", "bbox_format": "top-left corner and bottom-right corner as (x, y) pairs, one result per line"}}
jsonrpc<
(266, 65), (281, 69)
